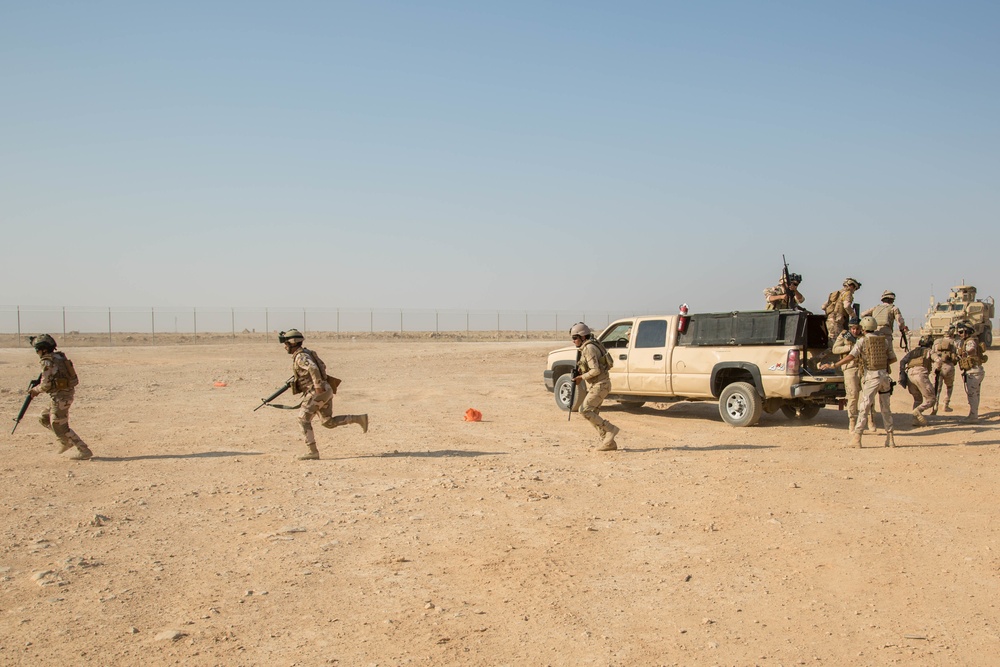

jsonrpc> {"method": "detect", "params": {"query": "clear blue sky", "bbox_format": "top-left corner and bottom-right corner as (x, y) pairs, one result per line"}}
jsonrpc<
(2, 1), (998, 327)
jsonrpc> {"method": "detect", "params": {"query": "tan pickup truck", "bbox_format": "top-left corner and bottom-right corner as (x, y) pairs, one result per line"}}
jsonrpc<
(543, 310), (845, 427)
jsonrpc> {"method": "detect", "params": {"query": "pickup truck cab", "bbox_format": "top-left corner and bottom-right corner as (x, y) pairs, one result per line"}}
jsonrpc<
(543, 310), (844, 427)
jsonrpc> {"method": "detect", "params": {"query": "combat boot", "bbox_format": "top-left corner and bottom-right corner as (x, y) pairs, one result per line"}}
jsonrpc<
(848, 417), (857, 434)
(600, 424), (620, 451)
(298, 443), (320, 460)
(38, 413), (51, 429)
(963, 414), (979, 423)
(912, 409), (928, 427)
(884, 432), (896, 448)
(329, 415), (369, 433)
(850, 432), (862, 448)
(944, 403), (953, 412)
(57, 441), (75, 454)
(352, 414), (369, 433)
(70, 446), (93, 461)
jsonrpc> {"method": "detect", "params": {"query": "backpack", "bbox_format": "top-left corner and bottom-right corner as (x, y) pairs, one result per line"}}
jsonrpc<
(822, 290), (841, 315)
(586, 340), (615, 373)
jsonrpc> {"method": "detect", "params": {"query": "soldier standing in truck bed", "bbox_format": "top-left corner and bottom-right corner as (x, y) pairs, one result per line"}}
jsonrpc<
(763, 273), (804, 310)
(823, 277), (861, 344)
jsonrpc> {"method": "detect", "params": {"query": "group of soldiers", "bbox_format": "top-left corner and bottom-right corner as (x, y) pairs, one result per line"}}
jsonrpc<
(765, 273), (989, 448)
(20, 330), (368, 462)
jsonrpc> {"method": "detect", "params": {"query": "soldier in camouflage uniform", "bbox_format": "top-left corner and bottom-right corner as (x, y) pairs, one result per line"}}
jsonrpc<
(931, 325), (959, 412)
(570, 322), (619, 451)
(899, 335), (935, 427)
(823, 278), (861, 344)
(763, 273), (804, 310)
(831, 317), (863, 433)
(280, 329), (368, 460)
(861, 290), (908, 353)
(821, 316), (896, 448)
(28, 334), (92, 460)
(955, 322), (987, 422)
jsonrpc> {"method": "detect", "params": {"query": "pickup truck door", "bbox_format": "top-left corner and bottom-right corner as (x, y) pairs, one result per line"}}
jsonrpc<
(626, 318), (669, 393)
(598, 322), (633, 392)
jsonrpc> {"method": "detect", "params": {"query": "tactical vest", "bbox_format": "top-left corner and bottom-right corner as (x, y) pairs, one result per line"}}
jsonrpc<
(958, 338), (988, 370)
(906, 347), (932, 372)
(292, 347), (329, 393)
(858, 335), (889, 373)
(872, 304), (893, 329)
(43, 351), (79, 391)
(822, 290), (841, 315)
(935, 337), (958, 364)
(579, 339), (614, 376)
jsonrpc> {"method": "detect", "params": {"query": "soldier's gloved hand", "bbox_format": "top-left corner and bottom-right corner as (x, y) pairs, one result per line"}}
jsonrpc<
(29, 387), (40, 397)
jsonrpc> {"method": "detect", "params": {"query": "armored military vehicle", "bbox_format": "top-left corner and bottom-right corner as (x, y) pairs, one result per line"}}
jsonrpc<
(919, 284), (994, 347)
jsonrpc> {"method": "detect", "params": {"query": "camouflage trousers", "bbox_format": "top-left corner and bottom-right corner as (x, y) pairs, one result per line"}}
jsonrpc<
(905, 367), (935, 413)
(827, 316), (846, 346)
(578, 379), (616, 438)
(298, 387), (336, 446)
(963, 365), (985, 418)
(843, 366), (861, 422)
(855, 370), (894, 434)
(935, 363), (955, 406)
(40, 390), (87, 451)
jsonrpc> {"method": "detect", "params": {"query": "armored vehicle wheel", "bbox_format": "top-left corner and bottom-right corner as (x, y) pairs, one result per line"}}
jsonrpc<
(718, 382), (763, 427)
(554, 373), (586, 413)
(780, 403), (821, 420)
(984, 329), (993, 348)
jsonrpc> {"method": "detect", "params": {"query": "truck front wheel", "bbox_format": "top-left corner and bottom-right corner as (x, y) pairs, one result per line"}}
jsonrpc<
(719, 382), (763, 427)
(554, 373), (586, 413)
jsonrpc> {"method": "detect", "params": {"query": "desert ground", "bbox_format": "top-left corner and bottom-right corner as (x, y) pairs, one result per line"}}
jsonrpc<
(1, 335), (998, 666)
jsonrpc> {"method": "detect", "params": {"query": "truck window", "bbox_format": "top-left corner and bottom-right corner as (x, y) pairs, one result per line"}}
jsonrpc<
(635, 319), (668, 348)
(600, 323), (634, 348)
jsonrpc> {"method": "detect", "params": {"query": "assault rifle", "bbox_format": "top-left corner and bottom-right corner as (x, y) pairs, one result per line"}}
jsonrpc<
(780, 255), (804, 311)
(567, 352), (581, 422)
(931, 369), (942, 415)
(253, 377), (298, 411)
(12, 374), (42, 434)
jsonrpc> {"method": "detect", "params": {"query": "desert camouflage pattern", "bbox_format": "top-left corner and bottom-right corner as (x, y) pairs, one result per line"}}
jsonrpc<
(763, 284), (803, 311)
(854, 370), (894, 435)
(862, 303), (906, 348)
(39, 390), (89, 453)
(832, 330), (860, 422)
(958, 335), (986, 419)
(901, 348), (935, 413)
(931, 335), (958, 408)
(824, 289), (855, 342)
(856, 334), (891, 374)
(577, 341), (617, 440)
(291, 348), (330, 394)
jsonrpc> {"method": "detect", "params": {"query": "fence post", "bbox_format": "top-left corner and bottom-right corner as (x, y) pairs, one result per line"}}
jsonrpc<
(63, 306), (66, 337)
(400, 309), (403, 333)
(108, 307), (113, 347)
(194, 307), (197, 338)
(436, 311), (439, 333)
(232, 307), (236, 340)
(370, 309), (373, 333)
(151, 307), (155, 339)
(466, 311), (469, 333)
(16, 305), (20, 347)
(302, 308), (306, 333)
(337, 308), (340, 334)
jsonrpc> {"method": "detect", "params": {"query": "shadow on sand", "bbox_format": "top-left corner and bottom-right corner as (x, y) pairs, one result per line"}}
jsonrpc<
(97, 451), (262, 462)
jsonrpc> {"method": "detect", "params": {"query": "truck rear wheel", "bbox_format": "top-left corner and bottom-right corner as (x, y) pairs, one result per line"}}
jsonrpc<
(780, 403), (821, 420)
(554, 373), (586, 413)
(719, 382), (763, 427)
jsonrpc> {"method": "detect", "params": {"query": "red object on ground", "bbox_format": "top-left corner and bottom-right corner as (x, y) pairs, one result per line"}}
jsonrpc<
(464, 408), (482, 422)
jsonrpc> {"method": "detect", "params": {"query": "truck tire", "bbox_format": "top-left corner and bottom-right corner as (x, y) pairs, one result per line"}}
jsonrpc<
(985, 328), (993, 348)
(718, 382), (763, 427)
(780, 403), (821, 420)
(554, 373), (586, 413)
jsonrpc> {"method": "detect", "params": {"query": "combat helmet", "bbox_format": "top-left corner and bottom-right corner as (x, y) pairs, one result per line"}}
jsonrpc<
(848, 316), (861, 326)
(918, 335), (934, 348)
(843, 277), (861, 290)
(860, 316), (878, 332)
(30, 334), (57, 351)
(570, 322), (592, 338)
(955, 321), (974, 336)
(278, 329), (304, 344)
(881, 290), (896, 301)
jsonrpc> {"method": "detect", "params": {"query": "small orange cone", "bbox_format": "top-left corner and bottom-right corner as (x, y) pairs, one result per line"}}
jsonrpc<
(464, 408), (482, 422)
(213, 381), (228, 388)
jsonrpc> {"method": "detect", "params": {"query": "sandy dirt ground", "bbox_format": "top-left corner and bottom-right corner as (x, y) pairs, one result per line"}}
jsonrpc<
(1, 338), (998, 666)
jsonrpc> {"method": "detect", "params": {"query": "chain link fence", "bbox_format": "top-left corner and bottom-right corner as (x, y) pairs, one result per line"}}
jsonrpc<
(1, 306), (636, 347)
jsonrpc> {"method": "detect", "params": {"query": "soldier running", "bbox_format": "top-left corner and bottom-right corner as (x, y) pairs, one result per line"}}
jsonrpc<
(861, 290), (908, 353)
(570, 323), (620, 451)
(279, 329), (368, 460)
(29, 334), (93, 460)
(899, 335), (935, 427)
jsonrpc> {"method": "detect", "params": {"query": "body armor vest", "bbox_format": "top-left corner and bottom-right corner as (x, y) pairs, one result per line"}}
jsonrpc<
(958, 338), (987, 370)
(579, 340), (614, 376)
(872, 304), (893, 328)
(859, 335), (889, 373)
(935, 337), (958, 364)
(292, 347), (329, 392)
(906, 348), (932, 371)
(43, 351), (79, 391)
